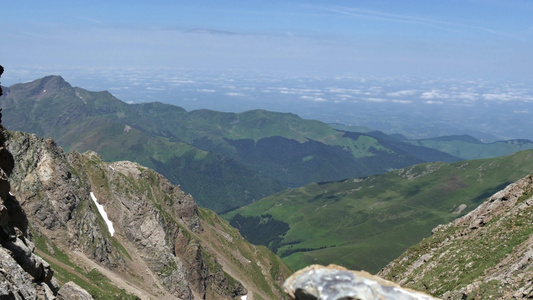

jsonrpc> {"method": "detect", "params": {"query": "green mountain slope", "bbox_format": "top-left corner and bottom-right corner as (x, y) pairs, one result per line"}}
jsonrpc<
(379, 174), (533, 298)
(119, 101), (460, 186)
(224, 150), (533, 274)
(0, 76), (284, 212)
(0, 75), (461, 211)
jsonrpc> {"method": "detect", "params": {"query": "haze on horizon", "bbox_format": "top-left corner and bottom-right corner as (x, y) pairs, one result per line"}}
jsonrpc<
(1, 0), (533, 141)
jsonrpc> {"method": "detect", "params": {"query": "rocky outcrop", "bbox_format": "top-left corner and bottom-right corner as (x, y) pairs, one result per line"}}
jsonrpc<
(379, 173), (533, 299)
(7, 132), (125, 271)
(284, 264), (438, 300)
(0, 130), (72, 298)
(56, 282), (93, 300)
(5, 129), (291, 299)
(0, 68), (83, 299)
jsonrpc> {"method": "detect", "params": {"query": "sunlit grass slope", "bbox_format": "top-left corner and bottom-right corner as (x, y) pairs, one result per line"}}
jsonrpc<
(225, 150), (533, 273)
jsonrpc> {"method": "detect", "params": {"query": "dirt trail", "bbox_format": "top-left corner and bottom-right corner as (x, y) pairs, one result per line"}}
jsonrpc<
(36, 249), (105, 294)
(69, 250), (157, 300)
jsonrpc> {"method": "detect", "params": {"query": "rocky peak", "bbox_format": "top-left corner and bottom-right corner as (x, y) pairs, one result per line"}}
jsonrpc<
(4, 75), (73, 101)
(24, 75), (72, 95)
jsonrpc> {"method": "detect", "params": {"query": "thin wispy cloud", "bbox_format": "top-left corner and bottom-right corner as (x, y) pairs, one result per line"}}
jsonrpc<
(324, 6), (507, 36)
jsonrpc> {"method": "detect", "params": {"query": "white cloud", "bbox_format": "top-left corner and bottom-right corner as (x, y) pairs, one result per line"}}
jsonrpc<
(278, 87), (322, 95)
(146, 86), (165, 91)
(391, 99), (412, 104)
(173, 80), (196, 84)
(328, 88), (362, 94)
(425, 100), (444, 104)
(197, 89), (216, 93)
(226, 92), (245, 97)
(387, 90), (416, 97)
(337, 94), (354, 99)
(300, 96), (328, 102)
(366, 86), (383, 95)
(482, 93), (514, 101)
(457, 92), (479, 101)
(280, 90), (298, 94)
(420, 90), (449, 99)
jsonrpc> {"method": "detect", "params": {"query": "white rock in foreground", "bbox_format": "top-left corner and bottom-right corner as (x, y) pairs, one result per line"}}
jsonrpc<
(283, 264), (438, 300)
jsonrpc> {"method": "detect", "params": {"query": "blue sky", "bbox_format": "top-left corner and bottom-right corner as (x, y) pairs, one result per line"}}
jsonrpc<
(2, 0), (533, 80)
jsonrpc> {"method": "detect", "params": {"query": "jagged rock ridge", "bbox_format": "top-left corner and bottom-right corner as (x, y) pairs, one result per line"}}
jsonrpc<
(0, 121), (90, 298)
(5, 130), (291, 299)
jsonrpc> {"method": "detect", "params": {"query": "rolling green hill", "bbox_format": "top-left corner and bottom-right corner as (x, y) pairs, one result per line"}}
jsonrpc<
(336, 124), (533, 162)
(224, 150), (533, 274)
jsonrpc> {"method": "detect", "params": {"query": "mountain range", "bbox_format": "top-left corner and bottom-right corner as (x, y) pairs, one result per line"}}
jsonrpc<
(2, 76), (533, 214)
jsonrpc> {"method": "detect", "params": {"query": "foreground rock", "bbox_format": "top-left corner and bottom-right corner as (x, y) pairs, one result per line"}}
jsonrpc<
(284, 264), (438, 300)
(57, 282), (93, 300)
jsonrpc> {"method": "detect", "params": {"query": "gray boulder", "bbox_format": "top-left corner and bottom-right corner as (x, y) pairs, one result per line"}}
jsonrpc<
(284, 264), (438, 300)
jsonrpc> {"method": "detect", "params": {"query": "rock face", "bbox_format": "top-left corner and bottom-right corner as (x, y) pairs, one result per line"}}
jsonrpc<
(5, 129), (291, 299)
(283, 264), (438, 300)
(379, 173), (533, 299)
(0, 123), (89, 298)
(1, 68), (88, 299)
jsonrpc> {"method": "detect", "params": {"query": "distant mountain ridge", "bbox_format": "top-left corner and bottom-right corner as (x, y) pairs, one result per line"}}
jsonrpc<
(0, 75), (455, 212)
(1, 76), (283, 212)
(404, 134), (533, 160)
(2, 75), (532, 213)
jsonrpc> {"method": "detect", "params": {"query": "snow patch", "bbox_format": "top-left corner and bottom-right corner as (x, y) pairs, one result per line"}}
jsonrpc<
(241, 296), (247, 300)
(90, 192), (115, 236)
(9, 192), (13, 196)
